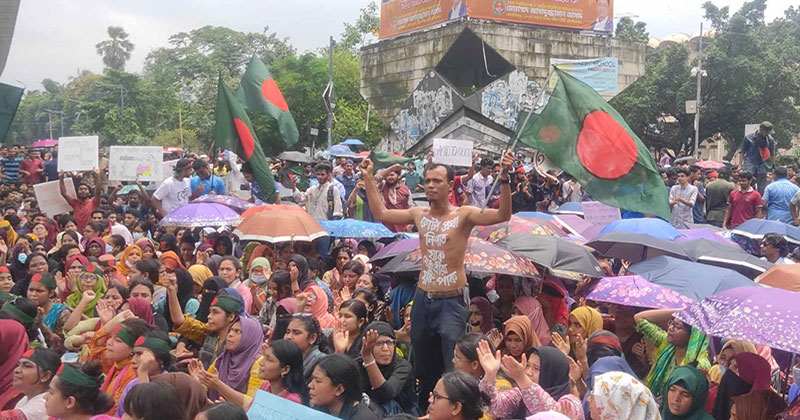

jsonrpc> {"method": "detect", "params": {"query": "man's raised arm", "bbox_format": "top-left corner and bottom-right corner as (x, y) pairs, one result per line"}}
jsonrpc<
(466, 150), (514, 226)
(360, 158), (415, 226)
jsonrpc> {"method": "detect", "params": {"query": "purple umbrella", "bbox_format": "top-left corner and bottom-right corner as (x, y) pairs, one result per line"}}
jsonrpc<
(553, 214), (603, 239)
(370, 238), (419, 262)
(676, 229), (737, 247)
(191, 194), (254, 213)
(161, 203), (242, 228)
(676, 286), (800, 354)
(586, 275), (695, 309)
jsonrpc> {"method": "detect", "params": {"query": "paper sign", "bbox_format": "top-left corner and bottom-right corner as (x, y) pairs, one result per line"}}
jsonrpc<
(151, 159), (179, 190)
(247, 390), (338, 420)
(744, 124), (760, 139)
(33, 180), (77, 217)
(57, 136), (99, 172)
(582, 201), (621, 226)
(433, 138), (473, 167)
(532, 150), (563, 175)
(108, 146), (164, 181)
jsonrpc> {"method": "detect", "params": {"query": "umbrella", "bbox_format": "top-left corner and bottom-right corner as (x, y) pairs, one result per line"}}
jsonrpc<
(370, 238), (419, 262)
(116, 185), (140, 195)
(731, 218), (800, 245)
(160, 203), (241, 228)
(695, 160), (726, 169)
(552, 202), (584, 216)
(328, 144), (356, 157)
(756, 264), (800, 292)
(586, 232), (689, 263)
(377, 251), (420, 275)
(586, 275), (696, 309)
(240, 204), (304, 219)
(676, 286), (800, 354)
(356, 151), (407, 159)
(676, 229), (737, 247)
(679, 238), (773, 278)
(553, 214), (603, 239)
(596, 218), (684, 241)
(192, 195), (255, 213)
(516, 211), (556, 221)
(496, 234), (603, 277)
(472, 216), (565, 243)
(380, 237), (539, 278)
(233, 207), (327, 243)
(278, 151), (313, 163)
(30, 139), (57, 148)
(628, 256), (757, 301)
(341, 139), (365, 147)
(673, 156), (697, 166)
(318, 219), (394, 238)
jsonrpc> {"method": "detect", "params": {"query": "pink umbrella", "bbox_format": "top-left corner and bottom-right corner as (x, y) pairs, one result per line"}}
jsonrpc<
(553, 214), (603, 239)
(695, 160), (726, 169)
(30, 139), (58, 148)
(676, 229), (737, 247)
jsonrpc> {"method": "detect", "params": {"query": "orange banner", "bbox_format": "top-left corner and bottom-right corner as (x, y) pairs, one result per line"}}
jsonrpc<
(379, 0), (613, 39)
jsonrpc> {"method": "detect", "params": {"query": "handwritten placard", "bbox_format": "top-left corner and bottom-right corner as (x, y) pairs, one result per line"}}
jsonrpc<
(33, 179), (77, 217)
(247, 390), (338, 420)
(57, 136), (98, 172)
(108, 146), (164, 181)
(433, 138), (473, 167)
(582, 201), (621, 226)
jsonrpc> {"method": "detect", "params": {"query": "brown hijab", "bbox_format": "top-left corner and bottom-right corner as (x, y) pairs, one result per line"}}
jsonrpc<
(152, 372), (208, 420)
(503, 315), (541, 350)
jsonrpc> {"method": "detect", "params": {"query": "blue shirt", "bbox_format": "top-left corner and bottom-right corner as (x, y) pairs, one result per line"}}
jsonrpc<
(741, 131), (774, 175)
(335, 173), (358, 199)
(1, 157), (22, 183)
(44, 159), (58, 181)
(693, 182), (706, 223)
(763, 178), (799, 224)
(190, 175), (226, 196)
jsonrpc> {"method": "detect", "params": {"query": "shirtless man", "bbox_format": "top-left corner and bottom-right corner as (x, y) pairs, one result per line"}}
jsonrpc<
(360, 150), (514, 409)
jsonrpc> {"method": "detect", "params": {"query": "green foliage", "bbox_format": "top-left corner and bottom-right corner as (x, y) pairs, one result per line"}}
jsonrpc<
(615, 17), (649, 43)
(153, 128), (202, 152)
(95, 26), (135, 71)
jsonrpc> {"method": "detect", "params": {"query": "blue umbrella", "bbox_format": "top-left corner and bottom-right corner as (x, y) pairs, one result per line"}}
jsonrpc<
(318, 219), (394, 238)
(328, 144), (356, 157)
(597, 218), (684, 241)
(515, 211), (556, 221)
(552, 202), (584, 216)
(341, 138), (364, 147)
(627, 256), (757, 301)
(731, 218), (800, 245)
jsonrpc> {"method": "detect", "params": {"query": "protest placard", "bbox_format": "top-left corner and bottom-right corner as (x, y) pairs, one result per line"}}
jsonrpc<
(433, 138), (473, 167)
(57, 136), (98, 172)
(582, 201), (621, 226)
(247, 390), (337, 420)
(108, 146), (164, 181)
(532, 150), (563, 175)
(33, 180), (77, 217)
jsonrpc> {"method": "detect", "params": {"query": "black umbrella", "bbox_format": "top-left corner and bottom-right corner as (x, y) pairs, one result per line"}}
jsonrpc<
(496, 234), (603, 277)
(378, 251), (420, 275)
(586, 232), (689, 264)
(679, 238), (773, 279)
(278, 151), (313, 163)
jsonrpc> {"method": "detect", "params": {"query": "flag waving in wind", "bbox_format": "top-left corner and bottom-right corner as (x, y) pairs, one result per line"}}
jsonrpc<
(517, 68), (669, 219)
(235, 55), (299, 148)
(215, 76), (277, 203)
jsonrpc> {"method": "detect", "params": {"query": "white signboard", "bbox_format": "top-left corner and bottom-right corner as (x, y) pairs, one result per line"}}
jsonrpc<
(432, 138), (473, 167)
(57, 136), (98, 172)
(152, 159), (179, 190)
(745, 124), (760, 139)
(108, 146), (164, 181)
(33, 180), (77, 217)
(532, 150), (563, 175)
(582, 201), (621, 226)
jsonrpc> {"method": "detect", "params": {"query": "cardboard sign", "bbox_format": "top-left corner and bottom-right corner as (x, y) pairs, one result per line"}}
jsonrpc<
(33, 180), (77, 217)
(57, 136), (98, 172)
(433, 138), (473, 167)
(108, 146), (164, 181)
(248, 390), (338, 420)
(582, 201), (621, 226)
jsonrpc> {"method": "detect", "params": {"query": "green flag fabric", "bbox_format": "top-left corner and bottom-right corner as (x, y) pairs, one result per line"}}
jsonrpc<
(0, 83), (24, 143)
(368, 150), (414, 170)
(215, 76), (277, 203)
(235, 55), (299, 148)
(517, 68), (670, 219)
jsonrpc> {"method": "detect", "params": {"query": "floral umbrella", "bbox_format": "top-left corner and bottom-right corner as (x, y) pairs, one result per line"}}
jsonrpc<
(370, 238), (419, 262)
(160, 203), (241, 228)
(472, 216), (565, 243)
(192, 195), (255, 213)
(586, 275), (696, 309)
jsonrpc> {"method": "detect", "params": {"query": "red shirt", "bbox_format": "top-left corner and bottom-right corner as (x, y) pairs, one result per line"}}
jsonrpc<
(70, 198), (99, 232)
(18, 158), (43, 184)
(449, 175), (465, 206)
(727, 189), (762, 228)
(379, 182), (411, 232)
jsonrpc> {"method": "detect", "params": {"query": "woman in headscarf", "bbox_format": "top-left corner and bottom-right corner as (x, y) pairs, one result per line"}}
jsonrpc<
(358, 321), (419, 415)
(110, 224), (133, 246)
(115, 245), (142, 280)
(661, 366), (714, 420)
(477, 340), (583, 420)
(588, 371), (659, 420)
(540, 280), (569, 331)
(83, 237), (106, 258)
(243, 257), (271, 315)
(135, 237), (157, 260)
(567, 306), (602, 344)
(127, 297), (154, 325)
(65, 263), (108, 317)
(188, 264), (213, 296)
(468, 296), (495, 335)
(160, 250), (185, 272)
(0, 320), (28, 410)
(213, 235), (233, 257)
(200, 315), (264, 400)
(205, 255), (223, 277)
(705, 340), (757, 412)
(582, 356), (637, 415)
(160, 268), (199, 331)
(513, 296), (551, 346)
(730, 390), (787, 420)
(634, 308), (711, 402)
(159, 233), (179, 255)
(306, 283), (336, 329)
(150, 372), (208, 420)
(711, 352), (772, 420)
(194, 277), (227, 324)
(501, 316), (539, 362)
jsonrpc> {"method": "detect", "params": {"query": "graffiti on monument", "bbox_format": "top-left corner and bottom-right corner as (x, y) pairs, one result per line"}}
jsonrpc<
(480, 70), (541, 130)
(391, 71), (463, 152)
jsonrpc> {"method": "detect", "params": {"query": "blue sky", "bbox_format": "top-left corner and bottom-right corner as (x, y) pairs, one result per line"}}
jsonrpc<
(1, 0), (795, 89)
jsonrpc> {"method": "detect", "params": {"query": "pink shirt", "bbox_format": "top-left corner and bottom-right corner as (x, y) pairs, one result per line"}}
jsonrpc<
(480, 378), (584, 420)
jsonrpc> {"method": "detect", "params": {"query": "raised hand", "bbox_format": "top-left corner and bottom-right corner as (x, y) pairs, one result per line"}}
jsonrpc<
(573, 335), (587, 362)
(332, 320), (350, 354)
(137, 348), (159, 377)
(476, 339), (502, 379)
(54, 272), (67, 295)
(360, 159), (374, 177)
(551, 332), (570, 356)
(500, 353), (529, 385)
(489, 328), (503, 349)
(80, 290), (96, 305)
(360, 329), (379, 362)
(95, 299), (115, 324)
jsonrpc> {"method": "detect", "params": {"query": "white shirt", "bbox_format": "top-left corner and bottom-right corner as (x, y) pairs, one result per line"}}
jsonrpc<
(293, 181), (344, 220)
(761, 256), (796, 265)
(15, 393), (47, 420)
(153, 176), (191, 214)
(466, 172), (493, 207)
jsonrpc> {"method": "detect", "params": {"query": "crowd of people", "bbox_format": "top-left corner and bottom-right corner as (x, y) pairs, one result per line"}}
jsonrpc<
(0, 138), (797, 420)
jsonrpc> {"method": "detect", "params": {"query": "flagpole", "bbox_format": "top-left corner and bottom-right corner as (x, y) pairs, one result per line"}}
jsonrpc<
(480, 66), (557, 212)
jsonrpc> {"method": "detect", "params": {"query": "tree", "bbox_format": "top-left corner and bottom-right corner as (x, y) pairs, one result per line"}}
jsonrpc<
(615, 17), (649, 43)
(340, 1), (379, 52)
(95, 26), (135, 71)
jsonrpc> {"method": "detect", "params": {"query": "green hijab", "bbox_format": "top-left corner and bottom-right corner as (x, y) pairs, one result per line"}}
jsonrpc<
(65, 264), (107, 317)
(660, 366), (714, 420)
(646, 324), (711, 400)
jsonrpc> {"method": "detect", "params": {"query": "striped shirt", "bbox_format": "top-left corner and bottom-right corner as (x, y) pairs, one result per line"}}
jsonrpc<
(1, 157), (22, 183)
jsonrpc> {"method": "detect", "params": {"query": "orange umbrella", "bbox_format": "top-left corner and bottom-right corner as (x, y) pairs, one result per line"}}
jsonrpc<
(240, 204), (305, 219)
(233, 207), (327, 243)
(756, 264), (800, 292)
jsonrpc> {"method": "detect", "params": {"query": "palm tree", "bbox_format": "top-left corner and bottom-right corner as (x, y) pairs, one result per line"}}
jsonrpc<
(95, 26), (134, 71)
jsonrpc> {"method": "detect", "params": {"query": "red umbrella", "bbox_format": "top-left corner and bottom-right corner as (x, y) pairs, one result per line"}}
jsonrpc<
(30, 139), (58, 148)
(356, 151), (406, 158)
(695, 160), (726, 169)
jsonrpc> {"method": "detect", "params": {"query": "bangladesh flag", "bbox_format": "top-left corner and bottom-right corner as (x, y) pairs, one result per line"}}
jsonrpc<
(369, 150), (414, 170)
(0, 83), (24, 143)
(215, 76), (277, 203)
(518, 68), (669, 219)
(235, 55), (299, 148)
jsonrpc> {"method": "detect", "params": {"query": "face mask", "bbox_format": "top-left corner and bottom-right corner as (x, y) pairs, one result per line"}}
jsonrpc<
(106, 244), (113, 254)
(133, 232), (144, 240)
(125, 259), (134, 268)
(250, 274), (267, 285)
(17, 253), (27, 264)
(718, 366), (727, 376)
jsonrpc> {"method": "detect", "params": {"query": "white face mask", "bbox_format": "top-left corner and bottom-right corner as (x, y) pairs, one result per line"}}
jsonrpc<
(250, 274), (267, 285)
(133, 232), (144, 241)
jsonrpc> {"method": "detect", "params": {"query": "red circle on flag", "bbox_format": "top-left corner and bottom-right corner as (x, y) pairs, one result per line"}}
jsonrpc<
(233, 118), (255, 160)
(577, 110), (638, 179)
(135, 336), (146, 346)
(23, 349), (34, 358)
(32, 273), (41, 283)
(261, 79), (289, 112)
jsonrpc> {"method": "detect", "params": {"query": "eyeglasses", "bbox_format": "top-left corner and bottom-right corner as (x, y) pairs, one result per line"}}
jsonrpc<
(432, 391), (453, 403)
(29, 261), (48, 268)
(375, 339), (396, 348)
(668, 318), (690, 331)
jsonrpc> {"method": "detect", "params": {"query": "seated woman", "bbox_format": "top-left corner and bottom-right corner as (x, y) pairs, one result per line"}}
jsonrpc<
(63, 284), (130, 352)
(660, 366), (713, 420)
(309, 354), (379, 420)
(501, 316), (538, 362)
(468, 297), (496, 335)
(42, 361), (115, 420)
(121, 382), (185, 420)
(115, 245), (142, 284)
(25, 273), (70, 335)
(65, 264), (107, 318)
(359, 322), (418, 415)
(0, 348), (60, 420)
(332, 300), (368, 359)
(730, 390), (787, 420)
(453, 333), (511, 390)
(353, 287), (384, 324)
(512, 296), (551, 347)
(588, 371), (658, 420)
(283, 314), (328, 385)
(257, 270), (293, 328)
(427, 371), (490, 420)
(711, 352), (773, 420)
(115, 331), (174, 418)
